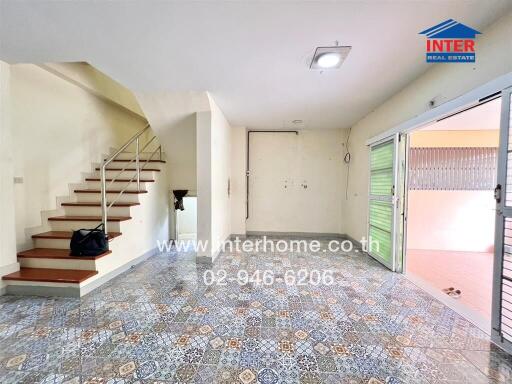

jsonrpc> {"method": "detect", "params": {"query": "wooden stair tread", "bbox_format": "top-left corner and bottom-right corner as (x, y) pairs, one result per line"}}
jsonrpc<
(85, 178), (155, 182)
(62, 202), (139, 207)
(17, 248), (111, 260)
(74, 189), (148, 194)
(2, 268), (97, 283)
(48, 215), (131, 222)
(32, 231), (121, 240)
(95, 167), (160, 172)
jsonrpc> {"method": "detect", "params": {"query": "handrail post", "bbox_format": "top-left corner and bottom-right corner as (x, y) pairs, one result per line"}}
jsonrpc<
(101, 163), (108, 235)
(136, 137), (140, 191)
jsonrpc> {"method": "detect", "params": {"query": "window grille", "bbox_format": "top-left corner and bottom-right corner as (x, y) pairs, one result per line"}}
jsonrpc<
(408, 147), (497, 190)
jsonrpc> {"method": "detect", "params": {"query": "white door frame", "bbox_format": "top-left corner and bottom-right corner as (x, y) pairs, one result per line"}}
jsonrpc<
(492, 87), (512, 354)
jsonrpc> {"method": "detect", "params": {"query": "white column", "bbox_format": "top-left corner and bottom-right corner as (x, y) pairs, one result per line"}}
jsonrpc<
(0, 61), (20, 293)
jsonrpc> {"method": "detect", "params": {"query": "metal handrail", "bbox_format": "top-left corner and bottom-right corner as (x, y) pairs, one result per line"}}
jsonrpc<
(100, 124), (162, 234)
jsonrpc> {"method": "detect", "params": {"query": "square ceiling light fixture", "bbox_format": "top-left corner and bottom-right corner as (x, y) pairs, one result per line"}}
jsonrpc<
(310, 46), (351, 70)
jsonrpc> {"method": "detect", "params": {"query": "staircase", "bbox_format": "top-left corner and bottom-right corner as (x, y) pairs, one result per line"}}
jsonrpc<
(2, 126), (168, 297)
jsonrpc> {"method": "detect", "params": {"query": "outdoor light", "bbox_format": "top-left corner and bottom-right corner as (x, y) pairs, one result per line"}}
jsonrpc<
(310, 46), (351, 70)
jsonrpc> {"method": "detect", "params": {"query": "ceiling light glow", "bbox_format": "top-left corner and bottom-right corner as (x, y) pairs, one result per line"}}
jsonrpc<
(316, 53), (341, 68)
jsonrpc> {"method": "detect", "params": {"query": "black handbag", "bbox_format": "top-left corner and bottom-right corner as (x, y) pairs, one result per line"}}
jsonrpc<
(70, 223), (109, 256)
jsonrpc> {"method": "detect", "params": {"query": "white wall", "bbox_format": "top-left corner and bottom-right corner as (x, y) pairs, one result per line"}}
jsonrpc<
(10, 64), (147, 250)
(196, 110), (213, 259)
(195, 95), (233, 261)
(230, 126), (247, 235)
(177, 197), (197, 238)
(0, 61), (20, 292)
(343, 11), (512, 241)
(246, 129), (345, 234)
(137, 92), (212, 241)
(136, 92), (211, 193)
(407, 190), (495, 253)
(41, 62), (146, 118)
(209, 96), (232, 254)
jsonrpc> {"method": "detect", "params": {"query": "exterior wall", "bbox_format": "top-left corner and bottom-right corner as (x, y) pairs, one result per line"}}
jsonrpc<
(10, 64), (147, 250)
(0, 61), (20, 293)
(343, 12), (512, 242)
(410, 130), (499, 147)
(407, 190), (495, 253)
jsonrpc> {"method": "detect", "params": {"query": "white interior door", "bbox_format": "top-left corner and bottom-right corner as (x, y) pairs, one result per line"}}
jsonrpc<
(492, 88), (512, 353)
(368, 135), (400, 271)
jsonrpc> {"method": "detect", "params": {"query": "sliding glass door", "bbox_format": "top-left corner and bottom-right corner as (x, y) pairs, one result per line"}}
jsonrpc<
(493, 87), (512, 353)
(368, 135), (400, 271)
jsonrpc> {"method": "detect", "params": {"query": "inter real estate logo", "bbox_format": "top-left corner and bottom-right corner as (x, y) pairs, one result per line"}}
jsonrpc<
(419, 19), (481, 63)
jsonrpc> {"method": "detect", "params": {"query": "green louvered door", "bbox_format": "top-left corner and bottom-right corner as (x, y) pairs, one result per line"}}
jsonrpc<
(368, 136), (399, 270)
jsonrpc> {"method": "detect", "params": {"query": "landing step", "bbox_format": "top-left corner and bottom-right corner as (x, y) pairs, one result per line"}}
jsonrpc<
(85, 178), (155, 182)
(17, 248), (111, 260)
(74, 189), (148, 194)
(48, 215), (131, 222)
(2, 267), (97, 283)
(95, 167), (160, 172)
(61, 202), (139, 207)
(32, 231), (121, 240)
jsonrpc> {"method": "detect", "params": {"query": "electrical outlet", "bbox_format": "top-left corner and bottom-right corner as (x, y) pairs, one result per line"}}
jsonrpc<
(13, 177), (23, 184)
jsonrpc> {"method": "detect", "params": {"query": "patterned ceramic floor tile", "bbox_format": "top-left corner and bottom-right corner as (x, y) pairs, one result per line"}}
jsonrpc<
(0, 236), (510, 383)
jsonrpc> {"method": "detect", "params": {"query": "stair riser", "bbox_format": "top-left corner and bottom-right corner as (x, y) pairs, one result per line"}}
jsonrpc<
(75, 192), (140, 204)
(85, 181), (150, 191)
(33, 237), (118, 249)
(19, 258), (97, 270)
(63, 205), (132, 216)
(92, 170), (157, 179)
(34, 238), (73, 249)
(110, 152), (161, 161)
(49, 220), (122, 232)
(109, 160), (164, 170)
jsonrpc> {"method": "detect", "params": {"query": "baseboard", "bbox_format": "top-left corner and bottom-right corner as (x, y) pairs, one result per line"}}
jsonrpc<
(0, 262), (20, 296)
(195, 232), (360, 263)
(196, 234), (233, 264)
(340, 234), (363, 250)
(80, 246), (160, 296)
(7, 285), (80, 298)
(230, 233), (248, 240)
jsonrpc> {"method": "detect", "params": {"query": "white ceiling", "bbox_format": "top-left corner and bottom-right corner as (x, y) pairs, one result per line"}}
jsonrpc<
(1, 1), (511, 130)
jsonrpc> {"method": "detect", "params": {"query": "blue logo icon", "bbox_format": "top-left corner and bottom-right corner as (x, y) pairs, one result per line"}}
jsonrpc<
(419, 19), (481, 63)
